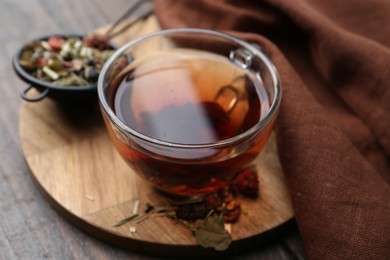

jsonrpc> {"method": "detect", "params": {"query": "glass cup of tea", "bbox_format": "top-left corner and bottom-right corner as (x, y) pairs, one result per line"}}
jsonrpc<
(98, 28), (281, 197)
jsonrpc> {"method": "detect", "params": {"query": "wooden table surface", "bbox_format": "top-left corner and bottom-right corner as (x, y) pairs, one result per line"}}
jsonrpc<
(0, 0), (306, 259)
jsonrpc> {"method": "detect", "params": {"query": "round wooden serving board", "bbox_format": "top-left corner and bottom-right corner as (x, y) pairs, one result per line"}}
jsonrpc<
(18, 17), (294, 257)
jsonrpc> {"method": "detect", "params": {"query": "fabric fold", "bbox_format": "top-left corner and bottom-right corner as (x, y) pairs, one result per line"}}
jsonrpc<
(154, 1), (390, 259)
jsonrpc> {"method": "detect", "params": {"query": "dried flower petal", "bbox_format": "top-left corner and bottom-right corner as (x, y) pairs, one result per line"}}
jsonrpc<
(176, 203), (209, 221)
(47, 36), (64, 51)
(223, 204), (241, 223)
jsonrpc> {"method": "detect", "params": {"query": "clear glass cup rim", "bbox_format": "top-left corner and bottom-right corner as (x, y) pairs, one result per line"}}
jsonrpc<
(98, 28), (281, 149)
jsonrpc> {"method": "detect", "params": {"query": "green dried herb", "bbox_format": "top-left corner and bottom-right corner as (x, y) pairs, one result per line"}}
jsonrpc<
(133, 214), (149, 224)
(111, 213), (139, 227)
(191, 214), (232, 251)
(42, 66), (59, 80)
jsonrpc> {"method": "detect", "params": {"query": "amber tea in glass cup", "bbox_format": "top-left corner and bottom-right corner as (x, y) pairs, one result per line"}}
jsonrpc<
(98, 28), (281, 197)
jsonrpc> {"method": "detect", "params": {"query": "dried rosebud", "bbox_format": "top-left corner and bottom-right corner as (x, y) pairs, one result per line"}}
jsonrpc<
(34, 58), (48, 67)
(205, 192), (224, 211)
(223, 202), (241, 223)
(47, 36), (64, 51)
(225, 200), (238, 211)
(234, 167), (259, 198)
(83, 33), (110, 50)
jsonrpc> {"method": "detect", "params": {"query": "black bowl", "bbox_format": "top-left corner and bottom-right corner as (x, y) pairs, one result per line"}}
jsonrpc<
(12, 34), (118, 103)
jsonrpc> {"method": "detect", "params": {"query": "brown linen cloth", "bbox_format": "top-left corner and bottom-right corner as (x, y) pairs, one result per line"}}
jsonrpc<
(154, 0), (390, 259)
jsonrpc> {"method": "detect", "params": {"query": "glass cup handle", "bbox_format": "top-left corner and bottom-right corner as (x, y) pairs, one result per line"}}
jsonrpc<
(229, 47), (253, 69)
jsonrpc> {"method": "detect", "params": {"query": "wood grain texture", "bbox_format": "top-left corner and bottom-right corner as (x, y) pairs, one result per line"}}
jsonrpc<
(19, 95), (294, 256)
(1, 0), (306, 259)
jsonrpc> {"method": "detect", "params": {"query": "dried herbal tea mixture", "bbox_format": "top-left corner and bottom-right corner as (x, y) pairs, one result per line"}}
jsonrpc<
(112, 167), (259, 251)
(18, 34), (114, 86)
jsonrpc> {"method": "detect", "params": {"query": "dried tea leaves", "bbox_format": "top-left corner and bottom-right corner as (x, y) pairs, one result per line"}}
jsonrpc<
(19, 34), (115, 86)
(191, 214), (231, 251)
(111, 167), (259, 251)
